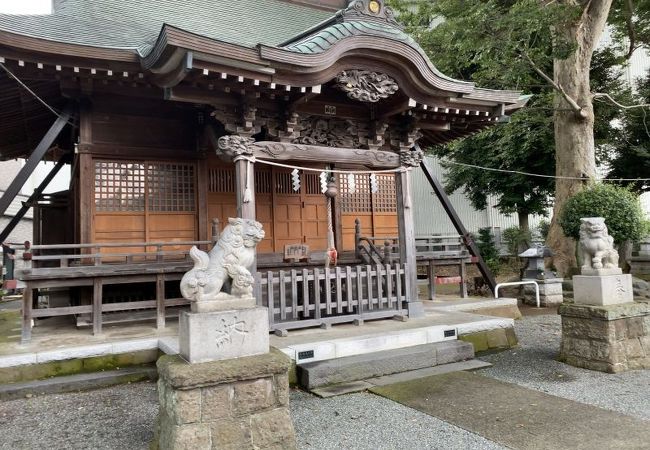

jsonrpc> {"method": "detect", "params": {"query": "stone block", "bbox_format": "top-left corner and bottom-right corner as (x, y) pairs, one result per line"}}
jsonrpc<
(209, 419), (252, 449)
(274, 374), (290, 406)
(505, 327), (518, 347)
(486, 329), (509, 349)
(627, 317), (645, 338)
(201, 385), (233, 421)
(233, 378), (274, 416)
(573, 274), (634, 306)
(159, 422), (211, 450)
(179, 307), (269, 363)
(624, 339), (644, 358)
(435, 340), (474, 365)
(165, 386), (201, 425)
(250, 408), (296, 449)
(459, 332), (489, 353)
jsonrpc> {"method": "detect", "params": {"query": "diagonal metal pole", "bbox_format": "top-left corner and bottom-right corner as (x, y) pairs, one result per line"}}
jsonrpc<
(0, 154), (69, 243)
(418, 152), (497, 295)
(0, 104), (73, 217)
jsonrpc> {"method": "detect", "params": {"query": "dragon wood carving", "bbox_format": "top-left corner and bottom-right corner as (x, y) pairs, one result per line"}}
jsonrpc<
(336, 70), (399, 103)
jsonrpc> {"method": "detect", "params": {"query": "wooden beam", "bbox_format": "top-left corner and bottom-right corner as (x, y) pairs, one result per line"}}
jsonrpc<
(0, 104), (72, 218)
(417, 121), (451, 131)
(378, 99), (415, 120)
(0, 154), (69, 243)
(152, 51), (193, 88)
(250, 141), (400, 169)
(419, 154), (496, 294)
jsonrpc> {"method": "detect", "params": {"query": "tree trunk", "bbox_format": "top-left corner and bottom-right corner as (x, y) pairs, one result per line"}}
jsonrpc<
(517, 210), (531, 252)
(547, 0), (613, 276)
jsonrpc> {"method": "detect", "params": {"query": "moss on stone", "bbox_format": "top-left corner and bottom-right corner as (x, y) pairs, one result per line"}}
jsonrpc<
(0, 349), (160, 384)
(459, 332), (489, 353)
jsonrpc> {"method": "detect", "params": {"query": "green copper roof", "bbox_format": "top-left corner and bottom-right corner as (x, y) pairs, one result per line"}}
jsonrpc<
(0, 0), (334, 56)
(283, 20), (417, 53)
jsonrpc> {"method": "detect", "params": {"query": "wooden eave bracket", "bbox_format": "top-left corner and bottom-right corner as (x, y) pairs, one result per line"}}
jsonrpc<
(150, 51), (193, 88)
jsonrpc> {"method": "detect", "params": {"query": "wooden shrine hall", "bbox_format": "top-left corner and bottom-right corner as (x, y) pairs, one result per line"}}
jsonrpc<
(0, 0), (526, 341)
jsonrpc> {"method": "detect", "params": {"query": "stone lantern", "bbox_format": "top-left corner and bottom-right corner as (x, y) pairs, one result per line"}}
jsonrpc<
(518, 244), (563, 307)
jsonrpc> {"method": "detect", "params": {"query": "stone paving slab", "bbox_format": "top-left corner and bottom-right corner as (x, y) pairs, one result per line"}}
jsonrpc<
(0, 366), (157, 401)
(371, 371), (650, 450)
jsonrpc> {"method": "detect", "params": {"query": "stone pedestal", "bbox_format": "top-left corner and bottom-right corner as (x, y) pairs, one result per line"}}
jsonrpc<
(153, 349), (296, 450)
(630, 239), (650, 277)
(179, 306), (269, 363)
(523, 277), (564, 306)
(559, 301), (650, 373)
(573, 274), (633, 306)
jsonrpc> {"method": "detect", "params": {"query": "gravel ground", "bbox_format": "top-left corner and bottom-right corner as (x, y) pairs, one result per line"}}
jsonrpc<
(478, 313), (650, 421)
(0, 382), (159, 450)
(1, 313), (647, 449)
(291, 389), (503, 450)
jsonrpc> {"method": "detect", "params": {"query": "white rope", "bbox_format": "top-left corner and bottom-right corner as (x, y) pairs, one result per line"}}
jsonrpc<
(240, 155), (407, 174)
(443, 160), (650, 182)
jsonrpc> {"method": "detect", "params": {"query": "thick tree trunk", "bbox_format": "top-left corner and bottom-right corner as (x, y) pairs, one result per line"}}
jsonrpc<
(546, 0), (613, 276)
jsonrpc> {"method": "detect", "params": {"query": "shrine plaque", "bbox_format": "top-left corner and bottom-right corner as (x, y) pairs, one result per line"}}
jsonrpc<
(284, 244), (310, 262)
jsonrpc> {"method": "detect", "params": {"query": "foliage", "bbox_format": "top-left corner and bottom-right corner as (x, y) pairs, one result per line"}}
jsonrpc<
(502, 226), (532, 255)
(537, 219), (551, 242)
(474, 227), (501, 275)
(606, 71), (650, 193)
(388, 0), (636, 228)
(559, 183), (647, 244)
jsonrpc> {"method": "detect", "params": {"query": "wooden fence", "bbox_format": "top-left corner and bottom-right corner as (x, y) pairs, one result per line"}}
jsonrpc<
(257, 263), (408, 332)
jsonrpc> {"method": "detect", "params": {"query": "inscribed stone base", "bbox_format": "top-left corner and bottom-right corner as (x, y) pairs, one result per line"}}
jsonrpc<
(153, 350), (296, 450)
(573, 274), (633, 306)
(523, 278), (564, 306)
(559, 301), (650, 373)
(179, 307), (269, 363)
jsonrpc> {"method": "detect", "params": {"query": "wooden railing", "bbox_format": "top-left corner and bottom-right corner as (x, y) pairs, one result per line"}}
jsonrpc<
(257, 263), (408, 332)
(27, 240), (213, 269)
(415, 235), (468, 258)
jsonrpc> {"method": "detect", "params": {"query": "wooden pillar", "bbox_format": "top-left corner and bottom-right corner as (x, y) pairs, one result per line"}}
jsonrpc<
(234, 157), (256, 220)
(92, 278), (103, 335)
(21, 285), (33, 343)
(218, 135), (257, 274)
(396, 168), (423, 317)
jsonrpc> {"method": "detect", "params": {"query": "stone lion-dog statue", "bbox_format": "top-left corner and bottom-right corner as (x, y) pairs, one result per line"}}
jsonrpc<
(579, 217), (619, 272)
(180, 217), (265, 304)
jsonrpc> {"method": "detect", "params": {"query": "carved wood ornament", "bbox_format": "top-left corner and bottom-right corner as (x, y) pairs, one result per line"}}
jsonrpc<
(293, 116), (361, 148)
(336, 70), (399, 103)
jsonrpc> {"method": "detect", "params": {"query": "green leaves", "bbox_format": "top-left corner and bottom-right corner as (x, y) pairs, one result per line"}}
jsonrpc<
(559, 183), (647, 244)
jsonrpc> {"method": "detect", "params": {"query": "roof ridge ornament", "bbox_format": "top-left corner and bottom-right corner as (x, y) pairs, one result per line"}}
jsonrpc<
(342, 0), (401, 28)
(336, 70), (399, 102)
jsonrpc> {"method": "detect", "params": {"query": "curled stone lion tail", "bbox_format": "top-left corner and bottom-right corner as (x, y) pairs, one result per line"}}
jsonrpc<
(189, 246), (209, 270)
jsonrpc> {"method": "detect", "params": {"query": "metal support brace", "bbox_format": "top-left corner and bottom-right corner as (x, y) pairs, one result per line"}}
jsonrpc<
(0, 104), (73, 217)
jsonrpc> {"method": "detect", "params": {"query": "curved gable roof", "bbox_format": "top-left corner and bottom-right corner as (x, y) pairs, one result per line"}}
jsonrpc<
(0, 0), (333, 56)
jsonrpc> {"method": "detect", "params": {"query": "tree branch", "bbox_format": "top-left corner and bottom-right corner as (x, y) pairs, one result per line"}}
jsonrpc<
(624, 0), (637, 59)
(593, 93), (650, 109)
(521, 52), (587, 117)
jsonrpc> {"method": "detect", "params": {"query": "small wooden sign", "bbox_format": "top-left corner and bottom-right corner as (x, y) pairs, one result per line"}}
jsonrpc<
(284, 244), (310, 262)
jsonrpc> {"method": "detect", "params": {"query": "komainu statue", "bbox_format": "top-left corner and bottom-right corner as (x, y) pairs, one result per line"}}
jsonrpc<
(579, 217), (619, 273)
(180, 218), (264, 307)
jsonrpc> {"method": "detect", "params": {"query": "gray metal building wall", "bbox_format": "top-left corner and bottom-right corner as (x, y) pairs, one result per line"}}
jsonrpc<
(412, 156), (548, 238)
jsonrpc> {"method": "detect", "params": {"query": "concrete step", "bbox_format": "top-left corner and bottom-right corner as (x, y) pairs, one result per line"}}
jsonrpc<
(311, 359), (492, 398)
(0, 365), (157, 401)
(297, 340), (473, 390)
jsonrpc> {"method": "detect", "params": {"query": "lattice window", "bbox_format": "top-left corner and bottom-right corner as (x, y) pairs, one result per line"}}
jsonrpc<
(148, 163), (195, 212)
(255, 170), (272, 194)
(95, 160), (195, 212)
(274, 171), (298, 195)
(373, 174), (397, 212)
(339, 173), (371, 213)
(304, 173), (321, 195)
(94, 161), (146, 212)
(209, 167), (235, 193)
